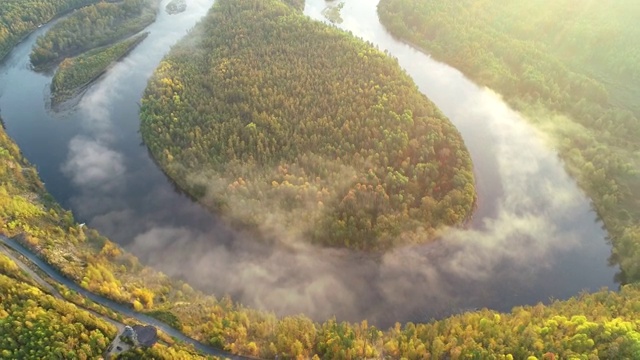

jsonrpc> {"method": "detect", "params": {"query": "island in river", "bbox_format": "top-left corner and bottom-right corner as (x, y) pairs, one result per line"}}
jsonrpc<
(0, 0), (100, 62)
(140, 0), (477, 251)
(51, 33), (149, 107)
(27, 0), (159, 106)
(3, 0), (640, 359)
(29, 0), (159, 71)
(166, 0), (187, 14)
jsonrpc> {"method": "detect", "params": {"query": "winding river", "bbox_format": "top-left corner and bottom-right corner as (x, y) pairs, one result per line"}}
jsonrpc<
(0, 0), (617, 327)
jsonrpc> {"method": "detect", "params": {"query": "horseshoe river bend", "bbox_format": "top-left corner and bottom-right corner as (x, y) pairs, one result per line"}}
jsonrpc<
(0, 0), (617, 327)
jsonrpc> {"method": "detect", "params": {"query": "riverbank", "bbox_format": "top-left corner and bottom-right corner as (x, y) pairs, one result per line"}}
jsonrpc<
(51, 32), (149, 108)
(30, 0), (160, 71)
(0, 0), (101, 63)
(0, 235), (248, 360)
(0, 238), (230, 359)
(377, 0), (640, 282)
(140, 0), (476, 252)
(0, 243), (117, 358)
(1, 0), (637, 358)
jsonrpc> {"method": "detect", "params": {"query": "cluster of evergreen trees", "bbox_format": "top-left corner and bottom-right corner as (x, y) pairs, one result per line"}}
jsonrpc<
(116, 347), (216, 359)
(51, 32), (148, 106)
(0, 248), (217, 360)
(378, 0), (640, 282)
(0, 0), (100, 61)
(30, 0), (158, 70)
(140, 0), (476, 250)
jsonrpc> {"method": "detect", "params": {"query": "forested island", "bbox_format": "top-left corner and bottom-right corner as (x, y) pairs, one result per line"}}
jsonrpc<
(0, 256), (116, 359)
(30, 0), (159, 70)
(0, 112), (218, 359)
(140, 0), (476, 250)
(378, 0), (640, 282)
(0, 0), (101, 62)
(7, 97), (640, 359)
(4, 97), (640, 358)
(51, 32), (148, 106)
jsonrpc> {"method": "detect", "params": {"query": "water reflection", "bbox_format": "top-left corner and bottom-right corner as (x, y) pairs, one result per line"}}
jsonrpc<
(0, 0), (617, 327)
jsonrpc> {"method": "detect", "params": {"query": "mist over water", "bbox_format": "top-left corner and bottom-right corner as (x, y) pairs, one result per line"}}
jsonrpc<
(0, 0), (617, 327)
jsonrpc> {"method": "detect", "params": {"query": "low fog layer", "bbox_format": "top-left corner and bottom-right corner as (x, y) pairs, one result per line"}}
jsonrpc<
(56, 0), (615, 326)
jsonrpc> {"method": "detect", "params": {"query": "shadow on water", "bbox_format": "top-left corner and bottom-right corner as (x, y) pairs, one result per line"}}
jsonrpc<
(0, 0), (620, 328)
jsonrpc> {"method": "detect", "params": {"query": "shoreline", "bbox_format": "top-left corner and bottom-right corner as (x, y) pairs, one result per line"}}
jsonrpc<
(0, 2), (102, 65)
(50, 32), (151, 109)
(29, 0), (161, 72)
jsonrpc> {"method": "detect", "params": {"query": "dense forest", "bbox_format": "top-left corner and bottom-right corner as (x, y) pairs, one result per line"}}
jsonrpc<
(4, 0), (640, 359)
(0, 253), (116, 359)
(165, 0), (187, 15)
(30, 0), (159, 69)
(0, 242), (217, 360)
(140, 0), (476, 250)
(378, 0), (640, 282)
(0, 114), (215, 358)
(0, 0), (101, 61)
(50, 32), (148, 106)
(116, 347), (216, 359)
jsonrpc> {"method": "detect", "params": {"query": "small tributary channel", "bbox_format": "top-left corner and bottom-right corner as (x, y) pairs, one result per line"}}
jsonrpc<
(0, 0), (617, 327)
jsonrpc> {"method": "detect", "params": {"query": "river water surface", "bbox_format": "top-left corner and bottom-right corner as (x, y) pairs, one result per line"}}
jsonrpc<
(0, 0), (617, 326)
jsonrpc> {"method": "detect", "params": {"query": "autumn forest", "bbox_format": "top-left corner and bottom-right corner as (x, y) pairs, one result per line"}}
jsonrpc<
(1, 0), (640, 359)
(140, 0), (476, 251)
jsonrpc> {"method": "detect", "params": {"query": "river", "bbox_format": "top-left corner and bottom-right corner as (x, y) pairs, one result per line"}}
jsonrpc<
(0, 0), (617, 327)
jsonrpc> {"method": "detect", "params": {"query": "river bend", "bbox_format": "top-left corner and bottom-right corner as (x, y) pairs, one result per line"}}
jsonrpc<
(0, 0), (617, 326)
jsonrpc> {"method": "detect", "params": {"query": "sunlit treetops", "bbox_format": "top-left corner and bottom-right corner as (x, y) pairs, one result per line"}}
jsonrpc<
(29, 0), (158, 70)
(140, 0), (476, 251)
(0, 254), (116, 359)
